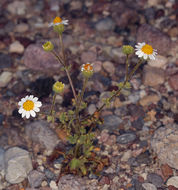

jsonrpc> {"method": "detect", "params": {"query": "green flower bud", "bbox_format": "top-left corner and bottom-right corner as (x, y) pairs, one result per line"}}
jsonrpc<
(53, 24), (64, 35)
(53, 81), (65, 94)
(42, 41), (54, 52)
(122, 45), (134, 55)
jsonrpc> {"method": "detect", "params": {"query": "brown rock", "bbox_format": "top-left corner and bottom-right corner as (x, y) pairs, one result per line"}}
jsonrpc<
(143, 65), (165, 87)
(170, 40), (178, 57)
(161, 164), (173, 179)
(139, 94), (160, 106)
(137, 24), (171, 55)
(81, 51), (97, 63)
(168, 186), (178, 190)
(169, 74), (178, 91)
(151, 124), (178, 170)
(23, 44), (61, 73)
(111, 1), (139, 28)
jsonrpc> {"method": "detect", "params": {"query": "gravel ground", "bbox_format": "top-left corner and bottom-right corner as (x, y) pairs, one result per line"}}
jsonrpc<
(0, 0), (178, 189)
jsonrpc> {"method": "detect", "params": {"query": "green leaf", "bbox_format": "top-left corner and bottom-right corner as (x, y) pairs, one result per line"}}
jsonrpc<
(67, 134), (78, 144)
(125, 82), (131, 89)
(69, 158), (81, 170)
(79, 165), (87, 175)
(59, 112), (68, 124)
(80, 127), (86, 134)
(68, 110), (74, 116)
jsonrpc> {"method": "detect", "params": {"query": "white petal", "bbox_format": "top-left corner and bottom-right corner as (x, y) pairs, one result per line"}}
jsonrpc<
(135, 50), (140, 55)
(18, 108), (23, 114)
(30, 110), (36, 117)
(35, 101), (42, 107)
(18, 101), (23, 106)
(26, 111), (30, 119)
(33, 97), (38, 102)
(54, 23), (61, 26)
(34, 107), (40, 112)
(48, 22), (53, 27)
(29, 95), (34, 100)
(24, 95), (29, 100)
(143, 54), (148, 60)
(149, 54), (155, 60)
(22, 111), (26, 118)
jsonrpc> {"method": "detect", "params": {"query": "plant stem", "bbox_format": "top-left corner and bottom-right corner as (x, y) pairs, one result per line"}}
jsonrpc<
(125, 54), (129, 81)
(78, 77), (88, 110)
(83, 59), (143, 121)
(59, 34), (78, 102)
(50, 93), (56, 114)
(51, 51), (64, 66)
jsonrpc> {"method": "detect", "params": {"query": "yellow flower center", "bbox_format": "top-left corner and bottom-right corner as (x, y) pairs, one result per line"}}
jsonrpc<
(141, 44), (153, 55)
(53, 16), (62, 24)
(84, 64), (93, 71)
(23, 100), (34, 111)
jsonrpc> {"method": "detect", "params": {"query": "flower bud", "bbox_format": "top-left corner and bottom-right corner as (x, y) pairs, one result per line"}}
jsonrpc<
(53, 81), (65, 94)
(53, 24), (64, 35)
(81, 63), (93, 78)
(122, 45), (134, 55)
(42, 41), (54, 52)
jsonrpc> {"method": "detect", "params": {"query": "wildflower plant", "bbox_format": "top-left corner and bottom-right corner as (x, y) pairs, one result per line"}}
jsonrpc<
(18, 16), (157, 176)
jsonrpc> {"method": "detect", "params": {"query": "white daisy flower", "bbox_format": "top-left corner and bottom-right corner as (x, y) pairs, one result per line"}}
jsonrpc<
(48, 16), (69, 27)
(18, 95), (42, 119)
(135, 42), (157, 60)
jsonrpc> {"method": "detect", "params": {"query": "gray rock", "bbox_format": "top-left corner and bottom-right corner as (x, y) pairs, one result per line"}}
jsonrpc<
(0, 148), (5, 172)
(147, 173), (163, 188)
(23, 44), (61, 73)
(142, 183), (157, 190)
(95, 17), (115, 31)
(0, 53), (12, 69)
(101, 115), (122, 131)
(151, 124), (178, 169)
(136, 151), (151, 165)
(4, 147), (33, 184)
(58, 175), (86, 190)
(28, 170), (45, 188)
(0, 71), (13, 88)
(25, 120), (59, 152)
(117, 133), (136, 144)
(137, 24), (171, 56)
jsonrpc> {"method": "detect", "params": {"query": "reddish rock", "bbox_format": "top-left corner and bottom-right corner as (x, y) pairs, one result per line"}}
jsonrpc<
(143, 65), (165, 87)
(168, 186), (178, 190)
(137, 24), (171, 55)
(99, 176), (110, 185)
(169, 74), (178, 91)
(161, 164), (173, 179)
(23, 44), (61, 73)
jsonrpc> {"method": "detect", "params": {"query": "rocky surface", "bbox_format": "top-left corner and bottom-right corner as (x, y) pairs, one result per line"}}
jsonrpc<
(4, 147), (33, 184)
(25, 120), (59, 152)
(23, 44), (61, 73)
(0, 0), (177, 189)
(151, 124), (178, 170)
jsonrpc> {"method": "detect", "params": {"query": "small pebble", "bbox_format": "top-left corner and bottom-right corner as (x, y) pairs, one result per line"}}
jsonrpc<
(142, 183), (157, 190)
(167, 176), (178, 188)
(50, 180), (58, 190)
(0, 71), (13, 88)
(9, 41), (24, 54)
